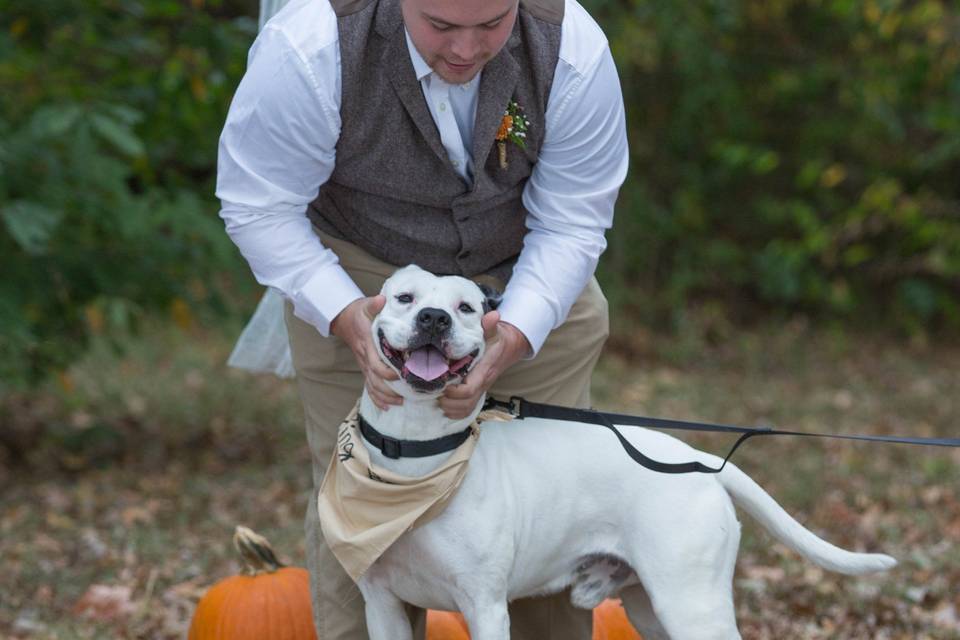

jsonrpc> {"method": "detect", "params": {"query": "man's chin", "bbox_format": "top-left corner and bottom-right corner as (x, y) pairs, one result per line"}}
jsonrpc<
(433, 59), (483, 84)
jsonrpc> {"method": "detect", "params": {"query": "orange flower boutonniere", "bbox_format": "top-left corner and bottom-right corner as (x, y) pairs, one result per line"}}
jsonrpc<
(495, 100), (530, 169)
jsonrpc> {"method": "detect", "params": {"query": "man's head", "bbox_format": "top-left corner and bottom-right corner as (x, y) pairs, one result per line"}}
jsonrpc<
(373, 265), (501, 396)
(401, 0), (519, 84)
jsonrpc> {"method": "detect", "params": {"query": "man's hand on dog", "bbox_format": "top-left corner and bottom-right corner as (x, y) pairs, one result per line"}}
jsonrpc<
(439, 310), (531, 420)
(331, 295), (404, 411)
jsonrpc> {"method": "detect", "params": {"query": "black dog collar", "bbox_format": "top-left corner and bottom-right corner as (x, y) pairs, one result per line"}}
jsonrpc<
(358, 414), (474, 460)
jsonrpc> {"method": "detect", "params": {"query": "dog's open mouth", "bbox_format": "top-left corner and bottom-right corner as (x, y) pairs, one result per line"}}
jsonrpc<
(378, 330), (478, 392)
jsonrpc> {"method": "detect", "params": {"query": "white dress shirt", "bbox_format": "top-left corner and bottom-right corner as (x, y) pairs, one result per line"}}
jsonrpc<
(217, 0), (628, 355)
(408, 29), (480, 183)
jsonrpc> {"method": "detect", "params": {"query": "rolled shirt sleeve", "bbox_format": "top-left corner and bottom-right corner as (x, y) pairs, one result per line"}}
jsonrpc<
(497, 14), (629, 355)
(216, 5), (363, 336)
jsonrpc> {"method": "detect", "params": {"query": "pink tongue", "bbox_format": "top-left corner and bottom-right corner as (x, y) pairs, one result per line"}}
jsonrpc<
(405, 346), (450, 381)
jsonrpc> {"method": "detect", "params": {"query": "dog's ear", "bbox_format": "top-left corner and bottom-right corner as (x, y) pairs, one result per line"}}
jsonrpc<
(478, 283), (503, 314)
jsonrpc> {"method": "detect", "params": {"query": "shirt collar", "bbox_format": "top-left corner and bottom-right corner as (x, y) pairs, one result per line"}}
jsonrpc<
(403, 27), (481, 90)
(404, 27), (433, 82)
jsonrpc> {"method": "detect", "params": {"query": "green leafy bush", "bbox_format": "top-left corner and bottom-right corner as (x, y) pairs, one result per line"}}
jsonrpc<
(0, 1), (257, 388)
(589, 0), (960, 332)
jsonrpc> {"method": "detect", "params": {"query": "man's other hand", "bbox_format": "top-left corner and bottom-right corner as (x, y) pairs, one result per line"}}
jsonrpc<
(330, 295), (403, 411)
(439, 310), (531, 420)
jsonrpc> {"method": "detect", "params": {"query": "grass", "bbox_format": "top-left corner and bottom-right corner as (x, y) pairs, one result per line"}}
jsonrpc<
(1, 317), (958, 638)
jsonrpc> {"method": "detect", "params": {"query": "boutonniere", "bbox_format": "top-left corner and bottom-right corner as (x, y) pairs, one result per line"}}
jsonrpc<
(495, 100), (530, 169)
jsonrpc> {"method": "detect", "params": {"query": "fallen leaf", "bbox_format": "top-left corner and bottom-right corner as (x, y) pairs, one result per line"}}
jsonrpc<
(72, 584), (136, 622)
(933, 603), (960, 630)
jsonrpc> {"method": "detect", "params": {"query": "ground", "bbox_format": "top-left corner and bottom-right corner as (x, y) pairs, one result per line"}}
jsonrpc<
(1, 320), (958, 638)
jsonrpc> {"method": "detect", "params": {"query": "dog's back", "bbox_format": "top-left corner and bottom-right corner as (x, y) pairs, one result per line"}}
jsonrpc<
(376, 418), (738, 605)
(375, 416), (893, 615)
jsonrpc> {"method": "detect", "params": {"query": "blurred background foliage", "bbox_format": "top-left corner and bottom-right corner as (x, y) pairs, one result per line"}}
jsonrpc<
(0, 0), (258, 390)
(1, 0), (959, 391)
(588, 0), (960, 337)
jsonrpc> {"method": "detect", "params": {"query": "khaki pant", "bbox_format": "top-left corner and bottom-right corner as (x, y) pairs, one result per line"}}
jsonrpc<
(286, 231), (610, 639)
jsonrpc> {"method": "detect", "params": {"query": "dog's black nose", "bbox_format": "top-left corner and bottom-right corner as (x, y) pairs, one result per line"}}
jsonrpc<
(417, 307), (451, 335)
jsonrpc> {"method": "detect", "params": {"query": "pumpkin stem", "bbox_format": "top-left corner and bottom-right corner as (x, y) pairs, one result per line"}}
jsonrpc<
(233, 526), (285, 575)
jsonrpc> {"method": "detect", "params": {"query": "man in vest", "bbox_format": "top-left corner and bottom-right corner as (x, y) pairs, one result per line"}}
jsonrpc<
(217, 0), (628, 636)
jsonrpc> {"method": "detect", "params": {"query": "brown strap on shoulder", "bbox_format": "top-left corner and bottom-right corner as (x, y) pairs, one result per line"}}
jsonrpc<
(521, 0), (565, 25)
(330, 0), (376, 17)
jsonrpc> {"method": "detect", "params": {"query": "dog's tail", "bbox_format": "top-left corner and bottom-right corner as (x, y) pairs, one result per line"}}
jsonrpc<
(719, 463), (896, 575)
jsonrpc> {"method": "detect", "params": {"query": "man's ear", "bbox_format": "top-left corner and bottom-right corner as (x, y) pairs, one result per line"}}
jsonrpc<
(478, 283), (503, 314)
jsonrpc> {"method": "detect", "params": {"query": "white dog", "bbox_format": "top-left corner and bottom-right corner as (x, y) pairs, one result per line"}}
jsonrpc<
(352, 265), (895, 640)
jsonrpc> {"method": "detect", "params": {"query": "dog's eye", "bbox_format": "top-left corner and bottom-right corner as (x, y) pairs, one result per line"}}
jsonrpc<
(458, 302), (475, 314)
(395, 293), (414, 304)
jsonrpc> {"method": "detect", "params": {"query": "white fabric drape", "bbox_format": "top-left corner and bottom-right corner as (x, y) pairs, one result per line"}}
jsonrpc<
(227, 0), (296, 379)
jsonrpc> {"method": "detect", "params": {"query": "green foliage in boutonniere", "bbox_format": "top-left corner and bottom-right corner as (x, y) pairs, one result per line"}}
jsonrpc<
(495, 100), (530, 169)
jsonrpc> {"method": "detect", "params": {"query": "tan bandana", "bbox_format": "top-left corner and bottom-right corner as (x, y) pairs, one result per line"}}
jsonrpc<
(317, 403), (482, 582)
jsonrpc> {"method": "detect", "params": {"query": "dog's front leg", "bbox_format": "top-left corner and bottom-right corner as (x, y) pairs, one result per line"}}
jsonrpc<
(462, 600), (510, 640)
(359, 582), (413, 640)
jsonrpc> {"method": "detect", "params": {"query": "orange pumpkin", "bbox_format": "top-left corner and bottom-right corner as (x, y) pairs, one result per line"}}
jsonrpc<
(426, 610), (471, 639)
(424, 599), (642, 640)
(188, 526), (317, 640)
(592, 599), (643, 640)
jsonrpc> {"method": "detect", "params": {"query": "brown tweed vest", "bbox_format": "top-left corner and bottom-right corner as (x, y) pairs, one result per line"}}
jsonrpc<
(307, 0), (563, 282)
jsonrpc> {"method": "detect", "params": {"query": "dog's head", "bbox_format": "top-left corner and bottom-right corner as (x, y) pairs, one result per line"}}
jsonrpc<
(373, 265), (500, 396)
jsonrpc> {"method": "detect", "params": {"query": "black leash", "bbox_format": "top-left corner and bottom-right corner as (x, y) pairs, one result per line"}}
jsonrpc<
(482, 396), (960, 475)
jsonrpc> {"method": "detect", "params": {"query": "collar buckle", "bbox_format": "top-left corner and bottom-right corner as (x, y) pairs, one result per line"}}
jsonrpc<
(380, 435), (402, 459)
(508, 396), (524, 418)
(481, 396), (524, 419)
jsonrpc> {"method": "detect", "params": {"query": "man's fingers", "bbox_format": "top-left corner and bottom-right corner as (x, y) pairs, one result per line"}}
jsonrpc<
(368, 387), (400, 411)
(364, 294), (386, 321)
(366, 368), (403, 400)
(481, 310), (500, 341)
(369, 356), (400, 381)
(362, 329), (400, 380)
(374, 360), (400, 380)
(443, 382), (478, 400)
(444, 361), (489, 398)
(368, 379), (403, 405)
(437, 395), (474, 419)
(361, 347), (403, 403)
(367, 391), (389, 411)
